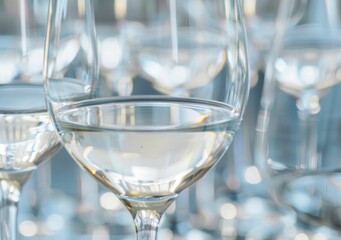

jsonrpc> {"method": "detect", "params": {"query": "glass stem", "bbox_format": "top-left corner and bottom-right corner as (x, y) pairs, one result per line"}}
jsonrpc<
(299, 111), (317, 169)
(297, 91), (320, 170)
(134, 209), (161, 240)
(0, 180), (21, 240)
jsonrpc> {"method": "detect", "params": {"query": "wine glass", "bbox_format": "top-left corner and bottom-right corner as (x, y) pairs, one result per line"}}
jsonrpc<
(242, 0), (281, 86)
(257, 0), (341, 237)
(43, 0), (249, 239)
(0, 0), (60, 239)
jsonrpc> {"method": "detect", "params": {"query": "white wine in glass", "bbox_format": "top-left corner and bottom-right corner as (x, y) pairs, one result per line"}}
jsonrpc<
(44, 0), (249, 239)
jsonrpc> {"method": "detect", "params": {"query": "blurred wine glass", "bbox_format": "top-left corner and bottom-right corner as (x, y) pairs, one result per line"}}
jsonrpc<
(243, 0), (281, 86)
(257, 0), (341, 238)
(0, 1), (61, 239)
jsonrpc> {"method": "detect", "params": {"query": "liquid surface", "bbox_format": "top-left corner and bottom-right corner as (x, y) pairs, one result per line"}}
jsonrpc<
(0, 84), (59, 182)
(55, 97), (240, 202)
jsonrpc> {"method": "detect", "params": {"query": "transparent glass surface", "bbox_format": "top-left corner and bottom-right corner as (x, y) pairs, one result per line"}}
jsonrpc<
(44, 0), (249, 239)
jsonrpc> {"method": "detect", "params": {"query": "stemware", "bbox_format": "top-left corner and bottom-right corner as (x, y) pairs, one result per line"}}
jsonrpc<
(257, 0), (341, 237)
(0, 0), (60, 239)
(242, 0), (281, 86)
(43, 0), (249, 239)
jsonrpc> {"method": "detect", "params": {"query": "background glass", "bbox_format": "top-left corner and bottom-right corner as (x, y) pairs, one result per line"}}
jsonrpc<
(257, 0), (341, 238)
(187, 1), (296, 239)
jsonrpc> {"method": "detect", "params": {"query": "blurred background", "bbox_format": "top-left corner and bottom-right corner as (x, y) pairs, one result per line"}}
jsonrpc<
(1, 0), (340, 239)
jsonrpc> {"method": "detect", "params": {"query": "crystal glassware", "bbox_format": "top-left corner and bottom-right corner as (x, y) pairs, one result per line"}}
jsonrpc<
(0, 1), (60, 239)
(257, 0), (341, 237)
(43, 0), (249, 239)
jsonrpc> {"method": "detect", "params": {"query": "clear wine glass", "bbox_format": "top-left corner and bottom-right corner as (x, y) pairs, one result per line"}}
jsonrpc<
(43, 0), (249, 239)
(257, 0), (341, 237)
(242, 0), (281, 86)
(0, 0), (60, 239)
